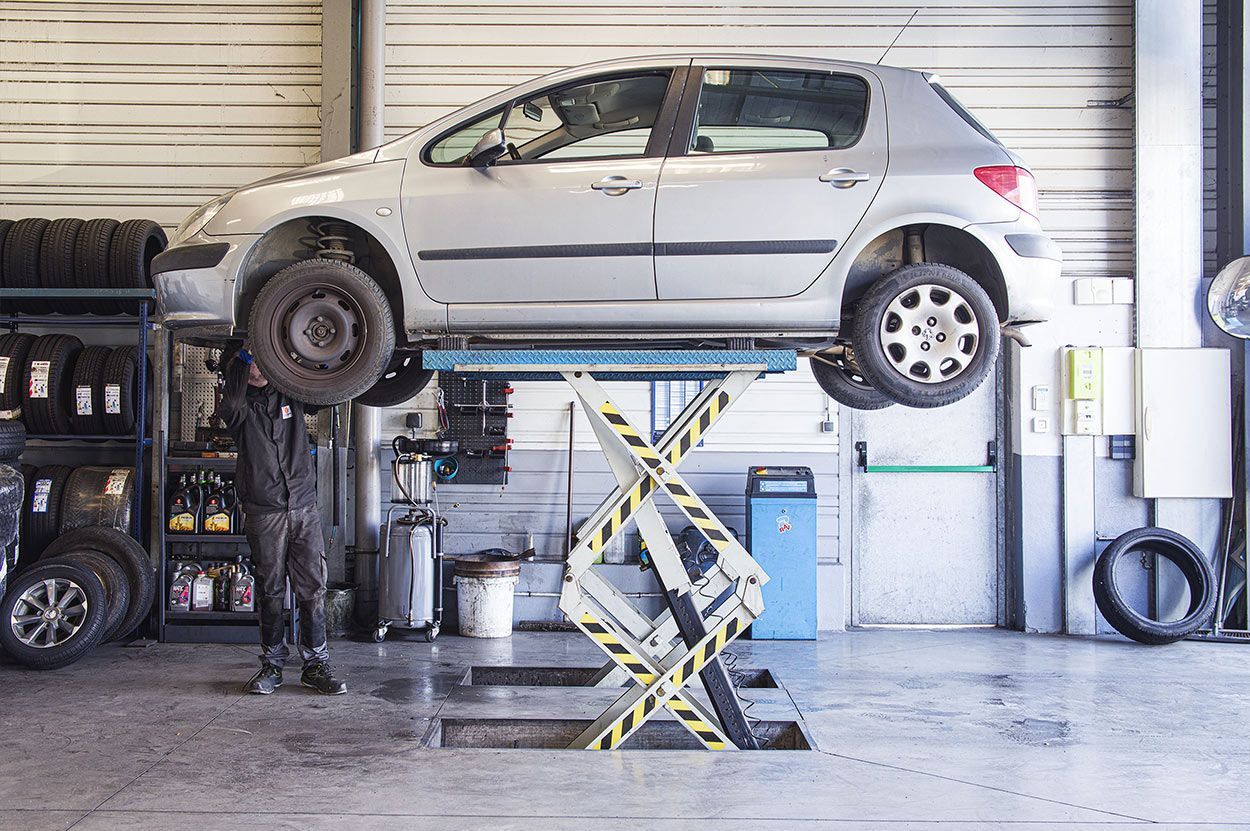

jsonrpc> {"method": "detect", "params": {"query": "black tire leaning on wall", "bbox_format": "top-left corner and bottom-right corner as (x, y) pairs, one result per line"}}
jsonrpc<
(0, 332), (37, 413)
(39, 218), (85, 314)
(68, 346), (111, 435)
(108, 219), (166, 315)
(23, 464), (72, 563)
(0, 559), (109, 670)
(2, 217), (50, 315)
(74, 218), (119, 316)
(22, 334), (84, 436)
(58, 465), (134, 537)
(41, 525), (154, 642)
(43, 551), (130, 643)
(1093, 527), (1218, 645)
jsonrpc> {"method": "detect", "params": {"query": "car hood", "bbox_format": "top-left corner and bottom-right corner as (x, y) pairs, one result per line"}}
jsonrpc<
(235, 148), (381, 193)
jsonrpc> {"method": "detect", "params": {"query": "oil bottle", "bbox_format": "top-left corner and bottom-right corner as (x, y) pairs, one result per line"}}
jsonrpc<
(231, 559), (255, 612)
(167, 473), (201, 535)
(169, 564), (195, 611)
(203, 475), (233, 534)
(191, 570), (214, 611)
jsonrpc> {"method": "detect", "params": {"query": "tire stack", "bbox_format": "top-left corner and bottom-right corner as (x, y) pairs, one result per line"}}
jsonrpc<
(20, 465), (136, 562)
(0, 335), (148, 436)
(0, 218), (166, 316)
(0, 527), (155, 670)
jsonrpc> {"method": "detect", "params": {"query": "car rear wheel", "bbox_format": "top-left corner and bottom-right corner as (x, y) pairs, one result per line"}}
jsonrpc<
(248, 259), (395, 406)
(851, 263), (1000, 409)
(809, 347), (893, 411)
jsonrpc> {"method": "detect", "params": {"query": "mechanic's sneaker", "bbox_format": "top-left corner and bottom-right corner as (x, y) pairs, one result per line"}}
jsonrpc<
(244, 664), (283, 695)
(301, 661), (347, 695)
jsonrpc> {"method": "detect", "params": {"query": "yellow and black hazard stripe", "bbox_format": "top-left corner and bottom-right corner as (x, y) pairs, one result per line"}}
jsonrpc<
(665, 697), (727, 750)
(587, 474), (656, 555)
(580, 613), (655, 684)
(670, 616), (740, 689)
(665, 479), (732, 552)
(666, 390), (731, 466)
(600, 403), (663, 470)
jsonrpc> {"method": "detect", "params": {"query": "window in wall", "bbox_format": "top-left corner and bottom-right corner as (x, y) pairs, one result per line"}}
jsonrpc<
(651, 380), (706, 443)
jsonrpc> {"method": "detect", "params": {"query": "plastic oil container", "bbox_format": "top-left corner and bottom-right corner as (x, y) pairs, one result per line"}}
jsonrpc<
(191, 571), (214, 611)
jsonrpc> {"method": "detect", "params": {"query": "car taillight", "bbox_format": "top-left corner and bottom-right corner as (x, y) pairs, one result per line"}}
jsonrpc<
(974, 165), (1038, 218)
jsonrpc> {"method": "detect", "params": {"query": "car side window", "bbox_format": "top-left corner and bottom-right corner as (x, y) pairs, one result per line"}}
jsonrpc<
(500, 72), (671, 163)
(691, 68), (869, 155)
(428, 109), (503, 165)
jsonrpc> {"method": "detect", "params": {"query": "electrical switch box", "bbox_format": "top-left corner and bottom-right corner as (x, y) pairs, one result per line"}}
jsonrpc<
(1068, 349), (1101, 399)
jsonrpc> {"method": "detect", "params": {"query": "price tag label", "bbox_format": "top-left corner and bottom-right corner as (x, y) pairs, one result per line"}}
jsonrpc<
(104, 384), (122, 414)
(32, 478), (51, 513)
(104, 468), (129, 496)
(0, 356), (9, 393)
(29, 361), (50, 399)
(76, 385), (93, 415)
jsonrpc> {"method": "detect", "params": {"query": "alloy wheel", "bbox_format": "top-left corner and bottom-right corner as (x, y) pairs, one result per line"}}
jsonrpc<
(10, 577), (90, 648)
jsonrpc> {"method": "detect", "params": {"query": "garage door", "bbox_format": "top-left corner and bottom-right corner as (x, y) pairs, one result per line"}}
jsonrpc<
(0, 1), (323, 230)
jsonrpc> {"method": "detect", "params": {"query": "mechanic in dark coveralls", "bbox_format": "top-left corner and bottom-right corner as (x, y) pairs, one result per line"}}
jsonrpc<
(219, 346), (346, 696)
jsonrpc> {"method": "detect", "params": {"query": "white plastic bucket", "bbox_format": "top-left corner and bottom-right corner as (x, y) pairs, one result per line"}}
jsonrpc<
(455, 574), (518, 638)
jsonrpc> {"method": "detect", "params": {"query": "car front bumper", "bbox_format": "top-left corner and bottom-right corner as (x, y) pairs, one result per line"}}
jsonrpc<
(152, 232), (259, 330)
(966, 221), (1063, 324)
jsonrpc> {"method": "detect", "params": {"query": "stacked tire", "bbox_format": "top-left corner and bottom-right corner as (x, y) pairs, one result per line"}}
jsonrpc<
(0, 217), (166, 316)
(20, 465), (136, 562)
(0, 527), (154, 669)
(0, 335), (148, 436)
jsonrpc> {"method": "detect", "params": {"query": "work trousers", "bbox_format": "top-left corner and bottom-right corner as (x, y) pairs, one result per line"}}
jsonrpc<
(244, 505), (328, 669)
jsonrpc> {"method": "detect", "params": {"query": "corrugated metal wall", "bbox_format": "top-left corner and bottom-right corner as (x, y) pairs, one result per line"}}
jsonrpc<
(383, 0), (1131, 626)
(0, 0), (323, 230)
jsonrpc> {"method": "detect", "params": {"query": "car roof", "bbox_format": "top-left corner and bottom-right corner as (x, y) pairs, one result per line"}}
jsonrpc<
(556, 52), (917, 77)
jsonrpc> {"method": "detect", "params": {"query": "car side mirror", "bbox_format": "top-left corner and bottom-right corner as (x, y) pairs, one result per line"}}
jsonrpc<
(466, 129), (508, 167)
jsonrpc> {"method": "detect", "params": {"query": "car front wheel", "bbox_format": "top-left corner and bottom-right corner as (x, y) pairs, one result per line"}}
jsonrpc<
(851, 263), (1000, 409)
(248, 259), (396, 406)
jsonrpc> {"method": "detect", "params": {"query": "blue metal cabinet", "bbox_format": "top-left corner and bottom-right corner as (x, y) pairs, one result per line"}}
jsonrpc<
(746, 466), (817, 639)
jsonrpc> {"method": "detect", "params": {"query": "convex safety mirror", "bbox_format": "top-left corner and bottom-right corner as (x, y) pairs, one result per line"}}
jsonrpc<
(1209, 256), (1250, 339)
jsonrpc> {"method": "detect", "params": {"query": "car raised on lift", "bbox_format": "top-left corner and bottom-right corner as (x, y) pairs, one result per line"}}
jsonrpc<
(153, 54), (1060, 409)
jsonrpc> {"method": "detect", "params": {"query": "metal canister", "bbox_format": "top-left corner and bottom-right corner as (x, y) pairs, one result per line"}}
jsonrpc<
(392, 456), (433, 505)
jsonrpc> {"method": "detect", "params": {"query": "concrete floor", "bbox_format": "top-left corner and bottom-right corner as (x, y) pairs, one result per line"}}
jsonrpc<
(1, 628), (1248, 830)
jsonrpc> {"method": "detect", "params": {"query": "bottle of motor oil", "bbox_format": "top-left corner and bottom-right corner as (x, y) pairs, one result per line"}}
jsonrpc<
(212, 566), (232, 611)
(203, 476), (233, 534)
(191, 570), (214, 611)
(168, 474), (201, 535)
(231, 560), (255, 612)
(169, 565), (195, 611)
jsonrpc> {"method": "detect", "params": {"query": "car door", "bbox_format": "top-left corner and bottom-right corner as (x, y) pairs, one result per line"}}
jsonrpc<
(401, 67), (683, 310)
(654, 62), (886, 300)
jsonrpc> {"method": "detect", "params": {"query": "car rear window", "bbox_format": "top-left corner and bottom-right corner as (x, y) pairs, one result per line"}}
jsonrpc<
(929, 81), (1002, 146)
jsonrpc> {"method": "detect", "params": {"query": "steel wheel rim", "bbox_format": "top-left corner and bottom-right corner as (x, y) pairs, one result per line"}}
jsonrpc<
(821, 347), (876, 392)
(879, 283), (980, 384)
(10, 577), (89, 648)
(271, 282), (367, 383)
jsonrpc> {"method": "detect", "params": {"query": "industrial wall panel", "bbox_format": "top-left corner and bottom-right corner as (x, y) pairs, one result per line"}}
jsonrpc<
(0, 1), (323, 229)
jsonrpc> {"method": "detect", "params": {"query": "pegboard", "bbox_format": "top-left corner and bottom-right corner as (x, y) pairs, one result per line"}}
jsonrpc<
(437, 373), (511, 486)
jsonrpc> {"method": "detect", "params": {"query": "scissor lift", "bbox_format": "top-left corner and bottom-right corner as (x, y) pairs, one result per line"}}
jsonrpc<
(422, 348), (795, 750)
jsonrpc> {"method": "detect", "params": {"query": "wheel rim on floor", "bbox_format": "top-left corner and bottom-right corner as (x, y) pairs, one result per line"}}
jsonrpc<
(271, 282), (367, 384)
(10, 577), (90, 648)
(879, 283), (980, 383)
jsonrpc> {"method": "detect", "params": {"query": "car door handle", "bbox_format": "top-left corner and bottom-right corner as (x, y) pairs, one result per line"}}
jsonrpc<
(591, 176), (644, 195)
(819, 168), (870, 188)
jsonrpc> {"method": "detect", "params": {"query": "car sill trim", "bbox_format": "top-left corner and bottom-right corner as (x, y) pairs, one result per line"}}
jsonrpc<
(418, 239), (837, 261)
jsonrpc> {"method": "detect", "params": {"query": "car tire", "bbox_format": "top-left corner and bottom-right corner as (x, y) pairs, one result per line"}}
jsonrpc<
(58, 466), (134, 537)
(0, 333), (37, 413)
(23, 464), (72, 561)
(0, 419), (25, 463)
(108, 219), (166, 315)
(1093, 527), (1217, 645)
(68, 345), (110, 435)
(100, 345), (147, 436)
(44, 551), (130, 643)
(0, 462), (22, 549)
(74, 218), (119, 316)
(0, 218), (14, 284)
(23, 334), (84, 436)
(3, 217), (51, 314)
(809, 351), (894, 411)
(39, 218), (84, 314)
(40, 525), (154, 641)
(355, 352), (434, 407)
(0, 559), (109, 670)
(248, 258), (396, 406)
(851, 263), (1001, 409)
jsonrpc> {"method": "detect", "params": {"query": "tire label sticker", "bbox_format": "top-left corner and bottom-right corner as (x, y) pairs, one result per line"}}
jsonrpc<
(104, 468), (129, 496)
(32, 478), (51, 513)
(29, 361), (50, 399)
(76, 385), (93, 415)
(104, 384), (122, 414)
(281, 405), (292, 420)
(0, 356), (8, 393)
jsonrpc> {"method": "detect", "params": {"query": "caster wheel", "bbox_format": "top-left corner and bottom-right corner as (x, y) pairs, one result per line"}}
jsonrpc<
(372, 627), (387, 643)
(425, 627), (439, 643)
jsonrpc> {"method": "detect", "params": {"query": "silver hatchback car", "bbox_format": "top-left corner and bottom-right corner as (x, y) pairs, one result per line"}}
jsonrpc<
(154, 54), (1060, 408)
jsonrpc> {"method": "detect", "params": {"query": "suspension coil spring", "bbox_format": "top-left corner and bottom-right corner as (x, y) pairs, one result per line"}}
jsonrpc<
(311, 220), (355, 263)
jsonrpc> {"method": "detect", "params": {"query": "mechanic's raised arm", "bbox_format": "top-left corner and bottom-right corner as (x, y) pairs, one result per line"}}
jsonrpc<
(217, 348), (249, 431)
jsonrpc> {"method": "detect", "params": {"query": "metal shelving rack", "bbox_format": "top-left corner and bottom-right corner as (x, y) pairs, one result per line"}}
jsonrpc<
(0, 286), (156, 545)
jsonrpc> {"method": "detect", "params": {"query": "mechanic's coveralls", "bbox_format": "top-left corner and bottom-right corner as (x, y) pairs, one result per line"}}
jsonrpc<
(219, 356), (327, 669)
